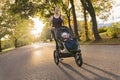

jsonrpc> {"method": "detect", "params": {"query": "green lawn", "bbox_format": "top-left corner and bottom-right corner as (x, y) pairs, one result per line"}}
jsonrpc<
(80, 32), (120, 45)
(2, 47), (15, 52)
(80, 37), (120, 45)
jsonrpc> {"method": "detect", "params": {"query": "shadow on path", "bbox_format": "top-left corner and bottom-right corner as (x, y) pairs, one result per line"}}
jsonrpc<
(58, 64), (76, 80)
(59, 62), (90, 80)
(83, 63), (120, 80)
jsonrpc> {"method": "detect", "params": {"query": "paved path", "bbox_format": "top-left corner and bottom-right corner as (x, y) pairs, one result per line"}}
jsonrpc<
(0, 43), (120, 80)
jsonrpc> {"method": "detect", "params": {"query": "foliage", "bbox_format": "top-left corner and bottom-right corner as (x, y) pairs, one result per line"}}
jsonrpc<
(10, 18), (34, 47)
(107, 27), (120, 38)
(77, 21), (92, 40)
(98, 27), (108, 33)
(40, 23), (52, 41)
(0, 1), (15, 39)
(8, 0), (68, 20)
(9, 0), (35, 18)
(80, 0), (101, 40)
(92, 0), (112, 20)
(112, 22), (120, 28)
(1, 39), (14, 49)
(0, 0), (16, 51)
(0, 0), (118, 51)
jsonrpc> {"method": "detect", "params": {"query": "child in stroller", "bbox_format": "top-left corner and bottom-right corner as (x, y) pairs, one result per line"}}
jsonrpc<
(61, 32), (70, 41)
(52, 26), (83, 67)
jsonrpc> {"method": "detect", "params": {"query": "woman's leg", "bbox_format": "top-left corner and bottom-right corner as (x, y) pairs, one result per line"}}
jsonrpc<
(51, 28), (59, 50)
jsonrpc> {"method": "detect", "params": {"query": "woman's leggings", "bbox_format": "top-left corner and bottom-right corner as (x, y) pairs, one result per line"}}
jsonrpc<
(51, 28), (59, 50)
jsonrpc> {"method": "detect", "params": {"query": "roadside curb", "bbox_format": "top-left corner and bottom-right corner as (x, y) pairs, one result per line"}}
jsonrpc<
(0, 44), (32, 55)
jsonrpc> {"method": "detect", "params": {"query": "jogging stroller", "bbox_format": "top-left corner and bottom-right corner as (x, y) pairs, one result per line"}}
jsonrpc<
(52, 26), (83, 67)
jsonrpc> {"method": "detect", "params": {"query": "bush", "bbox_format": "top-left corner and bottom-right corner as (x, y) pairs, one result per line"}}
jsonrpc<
(98, 27), (108, 33)
(40, 26), (52, 41)
(107, 27), (120, 38)
(2, 40), (14, 49)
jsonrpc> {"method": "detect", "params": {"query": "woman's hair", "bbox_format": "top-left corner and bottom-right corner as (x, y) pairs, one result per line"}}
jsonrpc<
(54, 6), (59, 11)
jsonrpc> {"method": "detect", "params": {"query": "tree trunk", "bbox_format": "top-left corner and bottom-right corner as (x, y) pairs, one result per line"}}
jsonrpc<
(61, 1), (73, 35)
(66, 9), (73, 33)
(80, 0), (101, 41)
(14, 38), (18, 48)
(0, 39), (2, 52)
(67, 14), (72, 31)
(90, 13), (101, 40)
(84, 9), (90, 41)
(86, 0), (101, 40)
(70, 0), (80, 40)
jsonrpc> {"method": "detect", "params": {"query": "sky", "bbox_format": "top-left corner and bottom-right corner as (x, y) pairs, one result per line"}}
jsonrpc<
(100, 0), (120, 23)
(109, 0), (120, 22)
(97, 0), (120, 27)
(76, 0), (120, 24)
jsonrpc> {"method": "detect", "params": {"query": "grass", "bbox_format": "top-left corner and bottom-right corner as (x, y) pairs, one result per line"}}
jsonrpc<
(2, 47), (15, 52)
(0, 47), (15, 55)
(80, 32), (120, 45)
(80, 38), (120, 45)
(49, 37), (120, 45)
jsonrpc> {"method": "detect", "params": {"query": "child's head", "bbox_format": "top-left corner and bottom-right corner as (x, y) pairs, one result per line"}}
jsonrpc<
(61, 32), (69, 39)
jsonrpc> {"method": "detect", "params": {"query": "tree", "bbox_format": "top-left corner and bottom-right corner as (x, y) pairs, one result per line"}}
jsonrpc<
(0, 15), (15, 52)
(80, 0), (112, 40)
(9, 0), (35, 18)
(60, 0), (73, 33)
(80, 0), (101, 40)
(40, 23), (52, 41)
(70, 0), (80, 40)
(83, 8), (90, 41)
(92, 0), (112, 20)
(10, 18), (34, 48)
(0, 0), (15, 52)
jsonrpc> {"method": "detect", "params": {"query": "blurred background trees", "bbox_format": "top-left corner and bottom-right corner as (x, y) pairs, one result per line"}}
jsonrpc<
(1, 0), (120, 52)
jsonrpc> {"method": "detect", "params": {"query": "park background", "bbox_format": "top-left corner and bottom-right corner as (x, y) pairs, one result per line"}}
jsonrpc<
(0, 0), (120, 53)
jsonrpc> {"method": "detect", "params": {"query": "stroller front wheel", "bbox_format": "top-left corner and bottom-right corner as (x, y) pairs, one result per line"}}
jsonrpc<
(54, 50), (59, 65)
(75, 52), (83, 67)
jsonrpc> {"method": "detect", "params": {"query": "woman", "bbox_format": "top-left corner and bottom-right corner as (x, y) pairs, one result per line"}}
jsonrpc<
(50, 7), (64, 28)
(49, 7), (64, 50)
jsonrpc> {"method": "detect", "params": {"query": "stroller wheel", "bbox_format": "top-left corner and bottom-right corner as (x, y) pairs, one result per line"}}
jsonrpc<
(75, 52), (83, 67)
(54, 50), (59, 65)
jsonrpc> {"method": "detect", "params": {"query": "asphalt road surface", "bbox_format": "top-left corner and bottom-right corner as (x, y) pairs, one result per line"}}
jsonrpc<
(0, 43), (120, 80)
